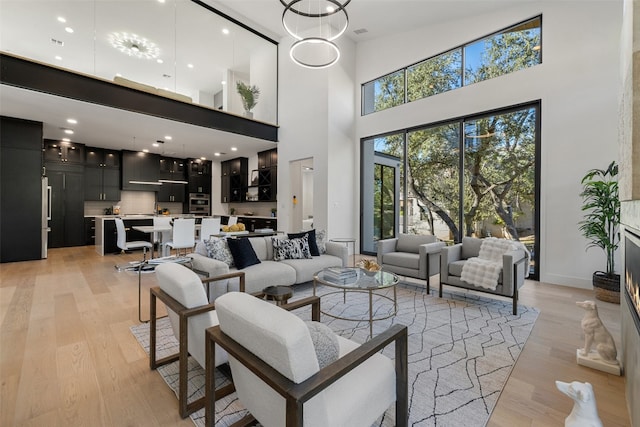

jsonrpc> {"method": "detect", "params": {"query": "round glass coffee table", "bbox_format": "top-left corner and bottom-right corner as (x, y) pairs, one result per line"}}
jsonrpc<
(313, 267), (399, 337)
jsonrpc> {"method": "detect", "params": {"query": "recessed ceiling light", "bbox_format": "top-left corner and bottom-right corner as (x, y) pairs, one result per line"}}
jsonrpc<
(152, 142), (159, 147)
(213, 153), (221, 157)
(221, 80), (227, 85)
(65, 27), (74, 33)
(67, 118), (77, 124)
(57, 16), (66, 23)
(326, 5), (335, 12)
(55, 55), (62, 61)
(158, 0), (165, 3)
(187, 63), (194, 69)
(142, 149), (149, 153)
(164, 135), (172, 140)
(231, 147), (238, 151)
(201, 156), (207, 160)
(157, 58), (163, 64)
(62, 138), (70, 142)
(64, 129), (74, 134)
(222, 28), (229, 35)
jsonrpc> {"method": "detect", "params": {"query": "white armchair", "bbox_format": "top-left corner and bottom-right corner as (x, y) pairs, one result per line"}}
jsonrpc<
(377, 234), (445, 294)
(205, 292), (408, 427)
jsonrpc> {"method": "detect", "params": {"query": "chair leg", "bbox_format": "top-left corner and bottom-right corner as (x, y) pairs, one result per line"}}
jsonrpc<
(439, 282), (443, 298)
(512, 287), (518, 315)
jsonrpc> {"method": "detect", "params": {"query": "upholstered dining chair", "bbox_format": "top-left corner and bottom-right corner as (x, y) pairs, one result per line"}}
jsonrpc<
(152, 215), (172, 253)
(163, 218), (196, 256)
(150, 263), (246, 418)
(114, 217), (152, 260)
(204, 291), (408, 427)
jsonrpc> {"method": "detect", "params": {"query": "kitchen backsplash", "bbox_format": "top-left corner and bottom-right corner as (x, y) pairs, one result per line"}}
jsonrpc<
(84, 191), (182, 216)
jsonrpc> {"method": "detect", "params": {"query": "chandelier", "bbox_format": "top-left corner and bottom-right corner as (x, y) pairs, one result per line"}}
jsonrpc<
(280, 0), (350, 69)
(109, 32), (160, 60)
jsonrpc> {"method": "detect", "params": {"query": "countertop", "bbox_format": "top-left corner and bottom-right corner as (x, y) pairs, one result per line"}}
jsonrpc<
(88, 214), (277, 220)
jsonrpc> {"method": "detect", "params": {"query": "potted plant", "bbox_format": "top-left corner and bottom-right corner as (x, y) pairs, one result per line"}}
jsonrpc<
(579, 161), (621, 303)
(236, 81), (260, 118)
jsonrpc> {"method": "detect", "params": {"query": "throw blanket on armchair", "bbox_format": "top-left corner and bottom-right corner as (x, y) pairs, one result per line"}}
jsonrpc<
(461, 238), (520, 290)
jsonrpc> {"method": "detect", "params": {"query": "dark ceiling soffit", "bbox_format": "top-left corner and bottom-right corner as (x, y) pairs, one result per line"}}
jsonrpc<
(0, 54), (279, 143)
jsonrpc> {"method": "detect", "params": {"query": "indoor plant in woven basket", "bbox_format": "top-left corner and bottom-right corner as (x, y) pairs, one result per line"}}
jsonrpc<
(579, 161), (621, 303)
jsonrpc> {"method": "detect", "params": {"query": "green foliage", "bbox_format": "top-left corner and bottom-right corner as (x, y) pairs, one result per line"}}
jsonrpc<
(236, 81), (260, 112)
(579, 161), (620, 276)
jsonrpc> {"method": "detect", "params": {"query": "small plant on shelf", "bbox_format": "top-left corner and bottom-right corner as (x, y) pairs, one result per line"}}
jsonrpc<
(236, 81), (260, 116)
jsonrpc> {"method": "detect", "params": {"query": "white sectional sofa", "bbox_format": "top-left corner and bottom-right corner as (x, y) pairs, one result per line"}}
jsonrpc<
(189, 235), (347, 298)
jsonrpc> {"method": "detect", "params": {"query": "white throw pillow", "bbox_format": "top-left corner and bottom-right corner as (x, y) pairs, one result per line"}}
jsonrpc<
(305, 321), (339, 369)
(204, 237), (234, 266)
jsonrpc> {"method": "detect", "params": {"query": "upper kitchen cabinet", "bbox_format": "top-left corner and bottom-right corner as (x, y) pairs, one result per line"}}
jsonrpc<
(258, 148), (277, 169)
(158, 157), (187, 202)
(85, 147), (120, 201)
(121, 150), (160, 191)
(44, 139), (85, 164)
(188, 158), (212, 194)
(220, 157), (248, 203)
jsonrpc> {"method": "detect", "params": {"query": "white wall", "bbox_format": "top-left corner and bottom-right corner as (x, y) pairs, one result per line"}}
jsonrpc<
(277, 34), (357, 243)
(354, 2), (623, 287)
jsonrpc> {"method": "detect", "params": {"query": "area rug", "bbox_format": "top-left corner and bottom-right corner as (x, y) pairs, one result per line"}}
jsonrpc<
(131, 283), (539, 426)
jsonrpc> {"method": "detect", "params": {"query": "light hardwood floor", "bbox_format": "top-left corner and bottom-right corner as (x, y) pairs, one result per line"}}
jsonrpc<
(0, 246), (631, 426)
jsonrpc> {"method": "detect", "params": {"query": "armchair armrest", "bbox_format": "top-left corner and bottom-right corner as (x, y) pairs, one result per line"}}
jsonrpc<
(377, 238), (399, 264)
(501, 249), (526, 296)
(201, 270), (246, 296)
(419, 241), (446, 278)
(325, 241), (348, 267)
(189, 253), (230, 278)
(421, 241), (446, 255)
(205, 322), (408, 427)
(440, 243), (462, 282)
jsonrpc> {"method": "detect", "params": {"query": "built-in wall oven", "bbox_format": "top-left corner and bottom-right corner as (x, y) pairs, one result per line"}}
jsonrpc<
(189, 193), (210, 214)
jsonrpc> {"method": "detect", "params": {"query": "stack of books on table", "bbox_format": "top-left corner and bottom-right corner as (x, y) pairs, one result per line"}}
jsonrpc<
(324, 267), (357, 281)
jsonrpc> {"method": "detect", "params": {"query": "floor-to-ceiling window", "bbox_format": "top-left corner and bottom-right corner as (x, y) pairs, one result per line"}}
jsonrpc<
(361, 102), (540, 279)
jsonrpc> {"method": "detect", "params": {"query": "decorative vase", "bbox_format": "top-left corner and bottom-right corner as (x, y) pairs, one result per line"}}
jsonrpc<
(244, 111), (253, 119)
(592, 271), (620, 304)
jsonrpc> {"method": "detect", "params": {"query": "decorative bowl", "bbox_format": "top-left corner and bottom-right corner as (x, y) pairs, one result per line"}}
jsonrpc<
(361, 268), (379, 277)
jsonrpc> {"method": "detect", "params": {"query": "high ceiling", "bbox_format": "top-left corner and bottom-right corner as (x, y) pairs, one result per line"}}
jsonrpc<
(0, 0), (514, 160)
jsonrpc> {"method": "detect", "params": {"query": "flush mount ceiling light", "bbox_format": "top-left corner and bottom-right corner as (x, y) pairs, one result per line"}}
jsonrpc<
(109, 32), (160, 60)
(281, 0), (349, 69)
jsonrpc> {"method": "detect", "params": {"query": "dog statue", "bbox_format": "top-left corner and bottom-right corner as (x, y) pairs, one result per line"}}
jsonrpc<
(576, 300), (618, 364)
(556, 380), (603, 427)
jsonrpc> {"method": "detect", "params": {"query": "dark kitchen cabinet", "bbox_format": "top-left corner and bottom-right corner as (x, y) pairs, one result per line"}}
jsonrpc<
(1, 117), (43, 263)
(47, 164), (85, 248)
(258, 148), (277, 169)
(256, 149), (277, 202)
(44, 139), (85, 164)
(158, 157), (187, 202)
(188, 158), (212, 194)
(121, 150), (160, 191)
(84, 216), (96, 245)
(220, 157), (247, 203)
(85, 147), (120, 201)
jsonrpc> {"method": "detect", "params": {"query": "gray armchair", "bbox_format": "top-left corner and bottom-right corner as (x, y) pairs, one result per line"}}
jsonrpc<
(439, 236), (527, 315)
(377, 234), (445, 294)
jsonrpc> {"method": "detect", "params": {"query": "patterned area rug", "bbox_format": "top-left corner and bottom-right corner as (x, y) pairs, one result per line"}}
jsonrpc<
(131, 283), (539, 426)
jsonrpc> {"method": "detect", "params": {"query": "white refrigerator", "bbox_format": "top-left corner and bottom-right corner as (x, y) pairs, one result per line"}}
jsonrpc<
(42, 177), (51, 259)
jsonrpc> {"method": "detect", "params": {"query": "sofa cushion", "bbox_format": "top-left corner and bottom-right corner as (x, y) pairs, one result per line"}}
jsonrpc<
(382, 252), (420, 270)
(396, 234), (436, 253)
(227, 238), (261, 269)
(203, 237), (234, 266)
(316, 230), (327, 254)
(248, 236), (269, 261)
(272, 236), (312, 261)
(461, 237), (483, 259)
(288, 229), (320, 256)
(280, 254), (343, 283)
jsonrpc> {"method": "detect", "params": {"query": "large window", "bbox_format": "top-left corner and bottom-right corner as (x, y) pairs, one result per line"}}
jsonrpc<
(362, 16), (541, 116)
(361, 103), (540, 279)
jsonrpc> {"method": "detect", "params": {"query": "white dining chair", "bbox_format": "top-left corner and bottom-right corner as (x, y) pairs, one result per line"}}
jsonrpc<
(153, 216), (172, 253)
(163, 218), (196, 256)
(199, 217), (221, 242)
(115, 218), (153, 260)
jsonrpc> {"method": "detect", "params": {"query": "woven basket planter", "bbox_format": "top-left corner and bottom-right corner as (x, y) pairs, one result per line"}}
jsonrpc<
(593, 272), (620, 304)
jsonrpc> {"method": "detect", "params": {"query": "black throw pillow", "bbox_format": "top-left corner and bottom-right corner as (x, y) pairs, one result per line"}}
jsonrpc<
(288, 229), (319, 256)
(227, 238), (261, 269)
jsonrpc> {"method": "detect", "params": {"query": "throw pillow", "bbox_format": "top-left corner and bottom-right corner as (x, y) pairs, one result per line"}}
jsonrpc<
(305, 321), (340, 370)
(203, 237), (234, 266)
(288, 229), (320, 256)
(227, 238), (261, 269)
(316, 229), (327, 254)
(272, 236), (312, 261)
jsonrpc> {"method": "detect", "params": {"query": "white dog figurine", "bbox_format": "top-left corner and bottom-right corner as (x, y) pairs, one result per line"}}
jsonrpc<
(576, 300), (618, 364)
(556, 380), (603, 427)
